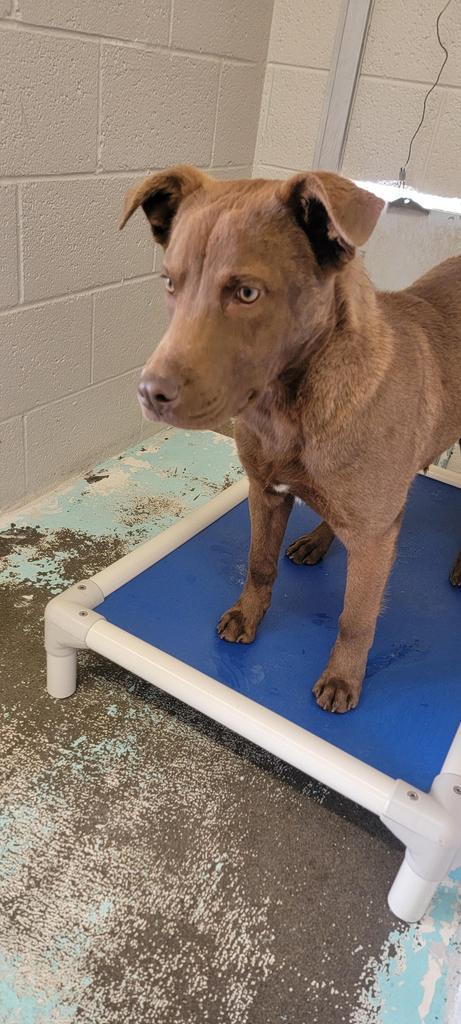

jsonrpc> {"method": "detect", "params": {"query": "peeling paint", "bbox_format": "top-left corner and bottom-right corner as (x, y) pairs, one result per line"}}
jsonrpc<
(352, 868), (461, 1024)
(0, 428), (243, 592)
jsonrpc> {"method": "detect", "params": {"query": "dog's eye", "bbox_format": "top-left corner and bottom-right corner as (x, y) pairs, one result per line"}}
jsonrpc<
(236, 285), (260, 304)
(162, 275), (175, 294)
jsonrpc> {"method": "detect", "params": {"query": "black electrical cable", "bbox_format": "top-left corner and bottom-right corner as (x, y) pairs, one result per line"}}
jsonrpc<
(399, 0), (453, 184)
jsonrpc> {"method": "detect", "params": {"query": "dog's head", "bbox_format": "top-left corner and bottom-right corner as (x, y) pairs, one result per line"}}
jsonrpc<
(120, 166), (383, 428)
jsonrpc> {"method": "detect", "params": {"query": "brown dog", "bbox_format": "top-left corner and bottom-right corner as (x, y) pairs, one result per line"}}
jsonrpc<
(120, 166), (461, 712)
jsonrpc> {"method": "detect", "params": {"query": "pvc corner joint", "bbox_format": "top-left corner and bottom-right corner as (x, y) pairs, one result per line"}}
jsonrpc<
(382, 776), (461, 883)
(44, 579), (105, 657)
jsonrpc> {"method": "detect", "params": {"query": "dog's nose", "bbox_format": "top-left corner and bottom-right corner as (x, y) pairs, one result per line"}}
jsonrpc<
(138, 375), (180, 410)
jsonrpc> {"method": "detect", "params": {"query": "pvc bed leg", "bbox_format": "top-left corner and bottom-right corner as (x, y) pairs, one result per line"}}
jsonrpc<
(46, 649), (78, 699)
(44, 580), (105, 699)
(388, 854), (452, 923)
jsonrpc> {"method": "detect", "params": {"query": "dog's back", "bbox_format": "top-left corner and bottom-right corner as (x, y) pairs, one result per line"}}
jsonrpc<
(376, 255), (461, 450)
(407, 253), (461, 315)
(408, 256), (461, 412)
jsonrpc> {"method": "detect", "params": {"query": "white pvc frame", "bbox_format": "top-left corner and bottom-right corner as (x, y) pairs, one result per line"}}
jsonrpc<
(45, 472), (461, 923)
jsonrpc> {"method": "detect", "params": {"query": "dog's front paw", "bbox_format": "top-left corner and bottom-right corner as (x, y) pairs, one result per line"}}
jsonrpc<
(217, 605), (258, 644)
(313, 674), (360, 713)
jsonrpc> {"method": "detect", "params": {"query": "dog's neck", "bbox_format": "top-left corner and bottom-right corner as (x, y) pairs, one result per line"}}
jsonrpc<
(306, 257), (394, 437)
(334, 253), (376, 321)
(239, 255), (394, 450)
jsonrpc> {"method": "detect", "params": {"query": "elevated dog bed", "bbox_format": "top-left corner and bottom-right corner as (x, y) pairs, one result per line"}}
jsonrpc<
(45, 472), (461, 922)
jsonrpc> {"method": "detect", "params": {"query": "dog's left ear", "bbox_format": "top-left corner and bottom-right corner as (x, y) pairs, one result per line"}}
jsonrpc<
(281, 171), (384, 269)
(119, 165), (209, 245)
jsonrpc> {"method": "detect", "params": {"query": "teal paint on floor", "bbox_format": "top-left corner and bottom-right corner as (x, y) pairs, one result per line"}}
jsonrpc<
(0, 427), (459, 1024)
(0, 428), (243, 593)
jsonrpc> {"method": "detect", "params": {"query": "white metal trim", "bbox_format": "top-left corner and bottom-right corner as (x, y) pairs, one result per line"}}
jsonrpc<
(313, 0), (374, 171)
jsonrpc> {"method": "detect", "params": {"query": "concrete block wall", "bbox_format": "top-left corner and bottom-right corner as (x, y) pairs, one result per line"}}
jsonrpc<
(342, 0), (461, 291)
(252, 0), (461, 292)
(342, 0), (461, 196)
(0, 0), (273, 510)
(253, 0), (343, 179)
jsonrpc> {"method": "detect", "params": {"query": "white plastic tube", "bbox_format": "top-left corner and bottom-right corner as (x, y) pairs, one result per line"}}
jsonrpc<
(46, 650), (77, 699)
(86, 618), (395, 817)
(388, 857), (440, 923)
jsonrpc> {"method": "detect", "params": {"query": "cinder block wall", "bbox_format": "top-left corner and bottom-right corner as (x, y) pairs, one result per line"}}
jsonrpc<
(253, 0), (461, 291)
(257, 0), (461, 199)
(342, 0), (461, 195)
(342, 0), (461, 291)
(0, 1), (273, 511)
(253, 0), (342, 179)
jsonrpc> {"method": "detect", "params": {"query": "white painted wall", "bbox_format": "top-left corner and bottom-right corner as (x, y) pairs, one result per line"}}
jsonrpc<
(0, 0), (273, 510)
(252, 0), (461, 292)
(341, 0), (461, 291)
(253, 0), (343, 179)
(342, 0), (461, 196)
(360, 207), (461, 291)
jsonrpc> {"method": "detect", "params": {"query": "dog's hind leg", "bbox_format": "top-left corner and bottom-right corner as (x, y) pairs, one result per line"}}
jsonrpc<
(286, 521), (335, 565)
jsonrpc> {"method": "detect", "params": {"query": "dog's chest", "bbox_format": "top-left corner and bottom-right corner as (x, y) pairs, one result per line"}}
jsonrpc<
(262, 450), (330, 518)
(238, 410), (334, 519)
(272, 475), (330, 519)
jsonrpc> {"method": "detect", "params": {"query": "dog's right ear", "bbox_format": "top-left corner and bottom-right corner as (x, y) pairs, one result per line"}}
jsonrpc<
(119, 165), (209, 246)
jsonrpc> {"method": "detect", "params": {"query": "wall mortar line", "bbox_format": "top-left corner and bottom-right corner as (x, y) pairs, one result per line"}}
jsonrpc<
(96, 40), (103, 172)
(168, 0), (175, 48)
(90, 293), (96, 385)
(0, 18), (256, 65)
(16, 185), (24, 303)
(23, 412), (29, 491)
(0, 273), (159, 316)
(20, 414), (26, 496)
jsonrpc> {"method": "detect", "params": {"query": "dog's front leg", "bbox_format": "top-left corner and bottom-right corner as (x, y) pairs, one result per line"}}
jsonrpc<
(314, 518), (402, 712)
(218, 481), (293, 644)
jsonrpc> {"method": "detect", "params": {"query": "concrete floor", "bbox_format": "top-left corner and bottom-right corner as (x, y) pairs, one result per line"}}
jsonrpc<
(0, 428), (460, 1024)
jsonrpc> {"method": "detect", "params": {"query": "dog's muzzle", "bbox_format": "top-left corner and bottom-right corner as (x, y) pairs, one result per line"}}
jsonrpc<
(138, 375), (180, 418)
